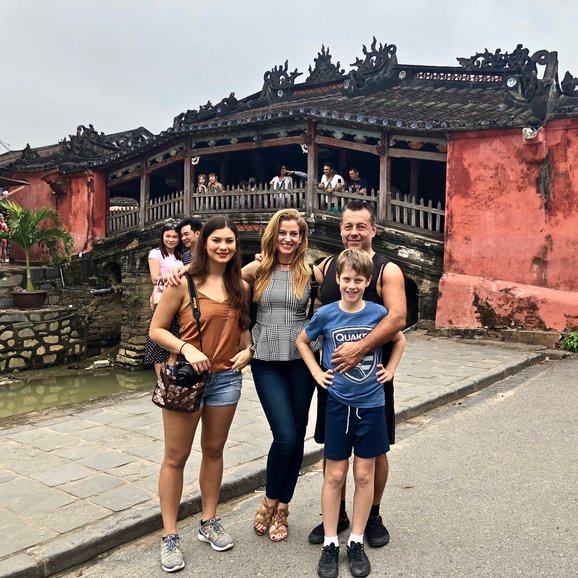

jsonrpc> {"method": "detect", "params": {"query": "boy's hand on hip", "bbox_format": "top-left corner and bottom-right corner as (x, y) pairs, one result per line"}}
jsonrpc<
(314, 369), (334, 389)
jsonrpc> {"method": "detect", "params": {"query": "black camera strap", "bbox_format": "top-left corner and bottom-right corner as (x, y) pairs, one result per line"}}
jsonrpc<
(186, 275), (203, 352)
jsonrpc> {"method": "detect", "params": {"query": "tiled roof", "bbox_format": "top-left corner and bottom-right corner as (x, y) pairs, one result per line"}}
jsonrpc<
(3, 42), (578, 174)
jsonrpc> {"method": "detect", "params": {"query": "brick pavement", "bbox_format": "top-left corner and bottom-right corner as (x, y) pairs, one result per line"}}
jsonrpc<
(0, 332), (545, 578)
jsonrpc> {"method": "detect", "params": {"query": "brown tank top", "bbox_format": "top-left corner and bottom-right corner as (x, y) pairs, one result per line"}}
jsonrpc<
(174, 292), (241, 373)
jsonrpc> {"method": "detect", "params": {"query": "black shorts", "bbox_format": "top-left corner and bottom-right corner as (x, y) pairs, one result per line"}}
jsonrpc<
(314, 379), (395, 445)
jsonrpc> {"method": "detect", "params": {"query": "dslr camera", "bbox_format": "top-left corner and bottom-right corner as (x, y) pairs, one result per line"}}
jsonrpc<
(172, 360), (205, 388)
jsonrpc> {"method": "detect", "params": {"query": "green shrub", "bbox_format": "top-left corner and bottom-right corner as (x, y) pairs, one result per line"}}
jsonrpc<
(563, 332), (578, 352)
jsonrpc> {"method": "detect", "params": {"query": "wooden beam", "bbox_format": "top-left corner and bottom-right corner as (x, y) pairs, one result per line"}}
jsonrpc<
(388, 148), (446, 162)
(139, 171), (149, 230)
(183, 137), (191, 216)
(378, 129), (389, 223)
(306, 121), (318, 213)
(107, 172), (141, 187)
(147, 154), (186, 174)
(191, 135), (306, 156)
(314, 135), (380, 156)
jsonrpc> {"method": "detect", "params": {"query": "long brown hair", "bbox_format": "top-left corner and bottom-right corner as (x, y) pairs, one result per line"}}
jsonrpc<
(253, 209), (310, 302)
(189, 216), (250, 329)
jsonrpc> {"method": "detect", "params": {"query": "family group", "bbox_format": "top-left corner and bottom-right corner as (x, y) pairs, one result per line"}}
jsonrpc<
(146, 200), (407, 577)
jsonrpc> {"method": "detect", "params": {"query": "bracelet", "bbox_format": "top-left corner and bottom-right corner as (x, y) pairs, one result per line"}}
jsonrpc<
(179, 342), (187, 355)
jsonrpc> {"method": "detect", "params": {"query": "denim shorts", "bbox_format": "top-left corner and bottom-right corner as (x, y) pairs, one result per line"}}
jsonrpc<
(324, 395), (389, 460)
(201, 369), (242, 407)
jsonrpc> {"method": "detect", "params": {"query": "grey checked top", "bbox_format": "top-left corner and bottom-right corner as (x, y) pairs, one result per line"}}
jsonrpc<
(251, 269), (320, 361)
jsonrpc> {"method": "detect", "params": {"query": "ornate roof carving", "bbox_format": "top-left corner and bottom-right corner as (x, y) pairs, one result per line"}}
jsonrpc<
(21, 144), (40, 159)
(60, 125), (119, 157)
(561, 71), (578, 97)
(344, 37), (398, 95)
(306, 45), (345, 84)
(173, 92), (242, 128)
(457, 44), (530, 69)
(504, 49), (559, 123)
(260, 60), (303, 101)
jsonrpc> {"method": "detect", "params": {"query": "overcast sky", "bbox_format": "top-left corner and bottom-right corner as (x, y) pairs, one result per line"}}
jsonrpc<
(1, 0), (576, 151)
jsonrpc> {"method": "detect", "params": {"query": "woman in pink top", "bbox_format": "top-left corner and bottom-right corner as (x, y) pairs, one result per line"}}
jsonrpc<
(146, 223), (183, 380)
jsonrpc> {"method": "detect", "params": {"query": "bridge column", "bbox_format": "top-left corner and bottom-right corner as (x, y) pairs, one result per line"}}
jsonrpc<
(139, 169), (149, 230)
(378, 130), (390, 223)
(306, 120), (318, 213)
(184, 149), (192, 216)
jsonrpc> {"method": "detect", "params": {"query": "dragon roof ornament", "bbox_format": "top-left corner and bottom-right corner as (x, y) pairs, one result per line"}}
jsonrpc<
(457, 44), (531, 69)
(343, 37), (398, 95)
(260, 60), (303, 101)
(306, 45), (345, 84)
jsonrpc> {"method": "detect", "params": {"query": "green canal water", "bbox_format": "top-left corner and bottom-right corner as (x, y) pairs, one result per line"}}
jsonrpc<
(0, 369), (155, 419)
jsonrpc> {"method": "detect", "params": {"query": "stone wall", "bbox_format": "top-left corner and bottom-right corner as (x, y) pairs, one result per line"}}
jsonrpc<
(0, 307), (86, 373)
(58, 287), (122, 356)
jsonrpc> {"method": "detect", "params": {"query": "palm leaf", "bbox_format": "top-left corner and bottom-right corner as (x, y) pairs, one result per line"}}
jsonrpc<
(0, 200), (74, 291)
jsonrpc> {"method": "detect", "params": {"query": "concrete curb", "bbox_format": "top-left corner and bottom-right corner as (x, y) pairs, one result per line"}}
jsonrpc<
(0, 351), (544, 578)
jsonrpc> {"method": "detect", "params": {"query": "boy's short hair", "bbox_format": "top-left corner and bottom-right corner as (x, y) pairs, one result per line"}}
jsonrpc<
(336, 249), (373, 278)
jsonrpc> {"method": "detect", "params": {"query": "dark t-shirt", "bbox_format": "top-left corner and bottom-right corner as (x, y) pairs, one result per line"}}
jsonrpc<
(348, 178), (368, 194)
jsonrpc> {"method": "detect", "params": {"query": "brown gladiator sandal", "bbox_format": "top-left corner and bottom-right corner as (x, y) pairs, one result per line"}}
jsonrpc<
(253, 496), (277, 536)
(269, 507), (289, 542)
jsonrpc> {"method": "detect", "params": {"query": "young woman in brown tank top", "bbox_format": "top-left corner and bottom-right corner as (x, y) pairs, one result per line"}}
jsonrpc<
(150, 216), (252, 571)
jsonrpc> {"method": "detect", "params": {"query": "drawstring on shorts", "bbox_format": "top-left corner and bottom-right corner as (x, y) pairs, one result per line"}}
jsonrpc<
(345, 406), (361, 434)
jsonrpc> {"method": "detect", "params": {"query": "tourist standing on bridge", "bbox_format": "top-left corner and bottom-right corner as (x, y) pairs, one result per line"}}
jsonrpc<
(308, 199), (407, 551)
(207, 172), (224, 193)
(150, 216), (253, 572)
(146, 223), (183, 381)
(242, 209), (321, 543)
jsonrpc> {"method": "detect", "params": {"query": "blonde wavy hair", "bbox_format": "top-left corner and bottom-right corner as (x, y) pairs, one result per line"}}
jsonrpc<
(253, 209), (310, 302)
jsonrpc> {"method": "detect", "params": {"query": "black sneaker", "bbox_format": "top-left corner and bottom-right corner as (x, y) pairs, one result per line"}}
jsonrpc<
(317, 543), (340, 578)
(365, 515), (390, 548)
(346, 542), (371, 577)
(309, 514), (350, 544)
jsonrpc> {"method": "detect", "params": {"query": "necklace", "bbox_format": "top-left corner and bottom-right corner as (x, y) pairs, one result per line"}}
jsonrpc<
(275, 260), (293, 266)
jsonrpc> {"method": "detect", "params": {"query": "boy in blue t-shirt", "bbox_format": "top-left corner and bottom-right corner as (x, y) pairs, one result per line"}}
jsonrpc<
(297, 249), (405, 578)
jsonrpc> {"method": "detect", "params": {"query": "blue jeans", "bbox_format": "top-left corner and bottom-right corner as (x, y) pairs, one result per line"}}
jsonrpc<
(251, 358), (315, 504)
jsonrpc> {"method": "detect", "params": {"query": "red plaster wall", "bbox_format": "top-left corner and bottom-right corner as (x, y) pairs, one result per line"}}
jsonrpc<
(436, 118), (578, 331)
(7, 169), (107, 260)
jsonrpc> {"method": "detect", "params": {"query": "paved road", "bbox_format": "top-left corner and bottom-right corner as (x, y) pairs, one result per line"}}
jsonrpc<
(55, 359), (578, 578)
(0, 333), (548, 577)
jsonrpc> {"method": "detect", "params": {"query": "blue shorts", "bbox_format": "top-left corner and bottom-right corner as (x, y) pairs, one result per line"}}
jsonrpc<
(201, 369), (242, 407)
(324, 395), (390, 461)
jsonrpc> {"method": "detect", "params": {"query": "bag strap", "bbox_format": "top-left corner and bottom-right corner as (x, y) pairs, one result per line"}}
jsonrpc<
(186, 275), (203, 352)
(307, 264), (318, 320)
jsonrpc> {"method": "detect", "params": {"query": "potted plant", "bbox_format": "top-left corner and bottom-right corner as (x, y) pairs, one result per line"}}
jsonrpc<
(0, 199), (74, 308)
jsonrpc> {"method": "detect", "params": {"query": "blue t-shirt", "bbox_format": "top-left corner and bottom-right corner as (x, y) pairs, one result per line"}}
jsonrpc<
(305, 301), (388, 408)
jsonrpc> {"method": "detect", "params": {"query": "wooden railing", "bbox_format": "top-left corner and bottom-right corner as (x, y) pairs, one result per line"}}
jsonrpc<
(106, 185), (445, 237)
(390, 192), (445, 234)
(107, 206), (140, 234)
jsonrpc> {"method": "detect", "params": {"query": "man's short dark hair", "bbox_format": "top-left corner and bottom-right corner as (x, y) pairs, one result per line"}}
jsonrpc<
(177, 218), (203, 233)
(342, 200), (376, 225)
(323, 162), (334, 170)
(348, 167), (359, 174)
